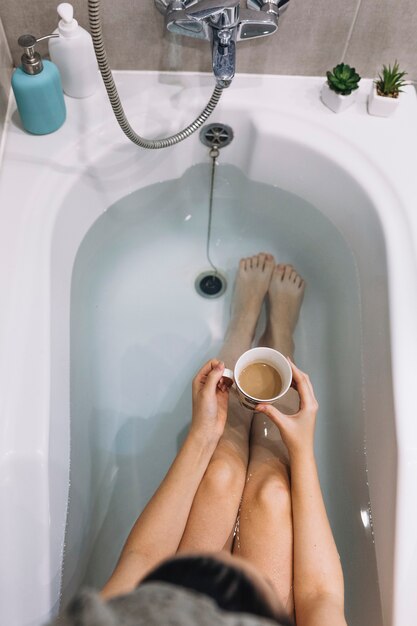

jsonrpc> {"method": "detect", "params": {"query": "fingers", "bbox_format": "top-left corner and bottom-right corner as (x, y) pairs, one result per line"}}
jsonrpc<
(203, 361), (227, 395)
(255, 403), (286, 428)
(288, 358), (318, 411)
(193, 358), (228, 393)
(192, 359), (221, 391)
(197, 359), (222, 378)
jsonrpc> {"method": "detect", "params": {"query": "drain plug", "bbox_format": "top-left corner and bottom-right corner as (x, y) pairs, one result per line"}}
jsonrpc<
(199, 123), (234, 149)
(195, 271), (227, 299)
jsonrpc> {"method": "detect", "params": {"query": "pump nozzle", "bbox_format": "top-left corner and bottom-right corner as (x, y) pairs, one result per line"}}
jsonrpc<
(17, 33), (58, 74)
(56, 3), (79, 37)
(57, 3), (74, 23)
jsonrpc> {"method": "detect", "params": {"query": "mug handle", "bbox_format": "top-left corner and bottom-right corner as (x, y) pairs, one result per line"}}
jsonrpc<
(220, 367), (234, 388)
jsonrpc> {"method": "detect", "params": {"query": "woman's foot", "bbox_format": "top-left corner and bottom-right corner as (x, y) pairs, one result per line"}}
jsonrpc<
(230, 253), (275, 334)
(219, 253), (275, 369)
(260, 264), (305, 358)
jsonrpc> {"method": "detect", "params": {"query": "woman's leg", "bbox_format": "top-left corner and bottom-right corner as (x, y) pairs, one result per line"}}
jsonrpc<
(234, 264), (305, 614)
(178, 253), (275, 553)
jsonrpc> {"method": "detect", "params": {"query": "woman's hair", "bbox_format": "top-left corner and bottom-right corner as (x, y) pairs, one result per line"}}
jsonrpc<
(140, 555), (294, 625)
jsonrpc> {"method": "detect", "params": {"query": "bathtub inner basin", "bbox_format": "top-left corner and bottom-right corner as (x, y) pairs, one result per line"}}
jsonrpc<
(63, 163), (383, 625)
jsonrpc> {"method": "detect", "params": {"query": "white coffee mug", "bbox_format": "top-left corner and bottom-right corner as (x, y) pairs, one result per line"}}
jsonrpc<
(222, 347), (292, 410)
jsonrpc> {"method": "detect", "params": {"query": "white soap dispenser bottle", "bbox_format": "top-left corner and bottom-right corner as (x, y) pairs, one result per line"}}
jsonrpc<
(48, 2), (99, 98)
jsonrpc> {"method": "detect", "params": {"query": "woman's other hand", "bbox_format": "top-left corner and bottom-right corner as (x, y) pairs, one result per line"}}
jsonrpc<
(191, 359), (229, 445)
(256, 359), (318, 460)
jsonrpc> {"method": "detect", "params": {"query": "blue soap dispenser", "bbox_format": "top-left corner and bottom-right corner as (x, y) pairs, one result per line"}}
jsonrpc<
(11, 34), (66, 135)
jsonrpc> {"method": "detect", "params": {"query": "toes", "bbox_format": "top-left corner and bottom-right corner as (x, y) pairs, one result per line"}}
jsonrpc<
(239, 253), (276, 272)
(283, 265), (293, 282)
(290, 269), (305, 288)
(258, 253), (267, 270)
(273, 263), (305, 286)
(290, 268), (298, 283)
(276, 264), (286, 281)
(291, 272), (305, 289)
(264, 253), (275, 270)
(250, 254), (263, 269)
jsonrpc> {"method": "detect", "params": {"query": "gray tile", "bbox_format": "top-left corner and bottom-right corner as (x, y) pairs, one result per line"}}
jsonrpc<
(345, 0), (417, 78)
(100, 2), (211, 72)
(237, 1), (360, 76)
(3, 0), (98, 65)
(1, 0), (208, 70)
(6, 0), (412, 80)
(2, 0), (359, 77)
(0, 16), (13, 143)
(99, 0), (359, 76)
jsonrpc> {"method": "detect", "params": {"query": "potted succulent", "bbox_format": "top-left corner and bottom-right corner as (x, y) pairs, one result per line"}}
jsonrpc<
(368, 61), (408, 117)
(321, 63), (361, 113)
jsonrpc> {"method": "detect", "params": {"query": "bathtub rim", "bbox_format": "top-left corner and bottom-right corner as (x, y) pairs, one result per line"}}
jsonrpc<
(0, 72), (416, 626)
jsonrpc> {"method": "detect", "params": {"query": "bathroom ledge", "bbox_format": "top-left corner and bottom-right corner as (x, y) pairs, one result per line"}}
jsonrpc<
(2, 72), (417, 212)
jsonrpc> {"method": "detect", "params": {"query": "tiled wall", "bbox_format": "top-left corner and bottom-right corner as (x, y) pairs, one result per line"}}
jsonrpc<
(1, 1), (416, 80)
(0, 16), (12, 149)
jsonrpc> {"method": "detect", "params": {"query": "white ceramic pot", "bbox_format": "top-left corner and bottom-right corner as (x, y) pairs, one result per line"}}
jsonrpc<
(368, 83), (401, 117)
(320, 82), (357, 113)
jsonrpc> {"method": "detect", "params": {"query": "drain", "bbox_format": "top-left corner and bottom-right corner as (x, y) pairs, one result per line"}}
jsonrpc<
(196, 125), (232, 299)
(200, 123), (234, 149)
(195, 271), (227, 299)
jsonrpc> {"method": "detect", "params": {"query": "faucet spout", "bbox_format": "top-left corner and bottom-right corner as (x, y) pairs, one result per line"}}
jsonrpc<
(185, 0), (240, 88)
(211, 27), (236, 88)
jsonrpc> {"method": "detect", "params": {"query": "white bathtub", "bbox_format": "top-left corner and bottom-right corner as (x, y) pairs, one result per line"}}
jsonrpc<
(0, 73), (417, 626)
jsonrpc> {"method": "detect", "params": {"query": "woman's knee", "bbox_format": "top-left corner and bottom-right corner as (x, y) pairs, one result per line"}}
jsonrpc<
(247, 470), (291, 515)
(204, 456), (245, 495)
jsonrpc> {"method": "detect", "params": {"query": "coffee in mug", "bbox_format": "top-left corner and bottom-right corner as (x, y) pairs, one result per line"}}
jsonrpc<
(222, 347), (292, 410)
(238, 362), (282, 400)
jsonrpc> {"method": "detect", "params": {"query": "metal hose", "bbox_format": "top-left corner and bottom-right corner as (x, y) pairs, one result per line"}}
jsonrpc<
(87, 0), (224, 149)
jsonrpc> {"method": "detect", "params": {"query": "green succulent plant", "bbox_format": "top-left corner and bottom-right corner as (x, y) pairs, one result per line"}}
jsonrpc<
(326, 63), (361, 96)
(375, 61), (407, 98)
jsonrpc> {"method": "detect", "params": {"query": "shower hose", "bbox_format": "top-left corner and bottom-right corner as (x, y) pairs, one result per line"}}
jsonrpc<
(87, 0), (224, 149)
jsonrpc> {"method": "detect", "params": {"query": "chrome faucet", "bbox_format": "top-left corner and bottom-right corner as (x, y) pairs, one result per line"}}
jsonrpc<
(155, 0), (290, 88)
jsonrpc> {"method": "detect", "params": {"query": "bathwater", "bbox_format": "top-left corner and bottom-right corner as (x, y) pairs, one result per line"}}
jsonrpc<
(63, 163), (382, 625)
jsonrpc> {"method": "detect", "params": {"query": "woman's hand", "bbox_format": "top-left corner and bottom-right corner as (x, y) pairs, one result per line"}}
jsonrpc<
(190, 359), (229, 445)
(256, 359), (319, 460)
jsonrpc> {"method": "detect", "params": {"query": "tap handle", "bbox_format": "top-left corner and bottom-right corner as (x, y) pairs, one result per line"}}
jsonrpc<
(186, 0), (239, 21)
(247, 0), (290, 16)
(272, 0), (290, 14)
